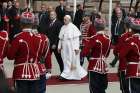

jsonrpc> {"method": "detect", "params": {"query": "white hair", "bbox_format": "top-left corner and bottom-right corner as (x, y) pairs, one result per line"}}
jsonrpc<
(64, 15), (71, 21)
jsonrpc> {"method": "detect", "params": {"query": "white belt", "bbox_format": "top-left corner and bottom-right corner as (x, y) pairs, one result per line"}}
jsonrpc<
(128, 62), (139, 65)
(15, 63), (36, 67)
(14, 62), (40, 79)
(89, 57), (106, 60)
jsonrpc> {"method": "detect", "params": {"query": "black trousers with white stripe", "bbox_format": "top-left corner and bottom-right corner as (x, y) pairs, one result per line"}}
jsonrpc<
(88, 71), (108, 93)
(127, 78), (140, 93)
(118, 71), (129, 93)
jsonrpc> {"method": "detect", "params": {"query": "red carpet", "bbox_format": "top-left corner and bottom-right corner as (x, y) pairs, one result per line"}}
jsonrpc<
(47, 73), (119, 85)
(7, 73), (119, 86)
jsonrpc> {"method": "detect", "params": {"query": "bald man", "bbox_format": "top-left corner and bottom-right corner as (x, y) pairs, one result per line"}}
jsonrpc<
(58, 15), (87, 80)
(46, 11), (64, 73)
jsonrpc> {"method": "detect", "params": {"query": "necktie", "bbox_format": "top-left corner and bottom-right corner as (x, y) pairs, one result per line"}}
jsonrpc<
(61, 6), (63, 11)
(50, 21), (54, 27)
(115, 20), (120, 35)
(40, 13), (45, 21)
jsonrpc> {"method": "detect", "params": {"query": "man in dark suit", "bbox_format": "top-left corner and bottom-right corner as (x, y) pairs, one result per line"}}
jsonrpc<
(7, 1), (21, 40)
(0, 2), (9, 31)
(73, 4), (84, 29)
(38, 4), (49, 34)
(46, 11), (64, 73)
(110, 7), (126, 67)
(111, 2), (126, 30)
(55, 0), (65, 23)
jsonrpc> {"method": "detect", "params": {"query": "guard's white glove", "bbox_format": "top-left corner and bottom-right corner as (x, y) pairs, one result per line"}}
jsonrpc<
(0, 64), (4, 71)
(52, 44), (56, 50)
(46, 73), (52, 79)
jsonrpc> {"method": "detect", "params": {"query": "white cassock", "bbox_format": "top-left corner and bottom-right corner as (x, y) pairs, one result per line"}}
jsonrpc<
(58, 23), (87, 80)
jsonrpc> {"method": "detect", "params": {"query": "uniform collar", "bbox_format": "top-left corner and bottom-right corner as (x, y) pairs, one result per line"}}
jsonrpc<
(133, 33), (140, 36)
(97, 30), (109, 38)
(22, 28), (33, 36)
(97, 30), (105, 34)
(22, 28), (32, 32)
(132, 33), (140, 41)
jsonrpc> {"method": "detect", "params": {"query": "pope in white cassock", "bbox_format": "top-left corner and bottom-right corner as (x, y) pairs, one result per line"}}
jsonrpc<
(58, 15), (87, 80)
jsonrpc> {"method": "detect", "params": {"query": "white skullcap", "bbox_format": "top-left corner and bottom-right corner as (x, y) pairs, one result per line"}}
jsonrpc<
(64, 15), (71, 21)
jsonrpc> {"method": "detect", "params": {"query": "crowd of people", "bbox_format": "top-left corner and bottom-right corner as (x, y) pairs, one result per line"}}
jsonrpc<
(0, 0), (140, 93)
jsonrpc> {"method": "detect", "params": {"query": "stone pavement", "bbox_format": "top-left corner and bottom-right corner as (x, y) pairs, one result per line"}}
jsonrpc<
(47, 82), (121, 93)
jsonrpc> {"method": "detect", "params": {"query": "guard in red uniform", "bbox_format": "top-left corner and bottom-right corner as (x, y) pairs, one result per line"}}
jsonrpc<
(87, 23), (96, 36)
(113, 26), (133, 93)
(33, 29), (52, 93)
(119, 17), (140, 93)
(7, 11), (41, 93)
(80, 12), (96, 47)
(0, 30), (8, 70)
(113, 17), (134, 93)
(80, 12), (96, 66)
(81, 17), (111, 93)
(115, 32), (133, 93)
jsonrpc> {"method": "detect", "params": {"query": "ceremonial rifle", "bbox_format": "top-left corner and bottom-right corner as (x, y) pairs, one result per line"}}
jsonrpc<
(82, 0), (86, 18)
(83, 0), (86, 11)
(135, 0), (140, 13)
(99, 0), (104, 12)
(129, 0), (134, 13)
(26, 0), (31, 12)
(134, 0), (140, 18)
(97, 0), (104, 18)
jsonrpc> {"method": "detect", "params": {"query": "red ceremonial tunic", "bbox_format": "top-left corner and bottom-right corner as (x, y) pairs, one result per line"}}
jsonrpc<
(7, 29), (44, 80)
(0, 30), (8, 69)
(34, 33), (52, 75)
(114, 31), (133, 71)
(119, 33), (140, 78)
(81, 31), (111, 74)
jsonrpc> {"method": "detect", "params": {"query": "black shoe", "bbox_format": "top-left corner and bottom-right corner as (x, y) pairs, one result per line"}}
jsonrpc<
(59, 76), (68, 81)
(109, 63), (115, 67)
